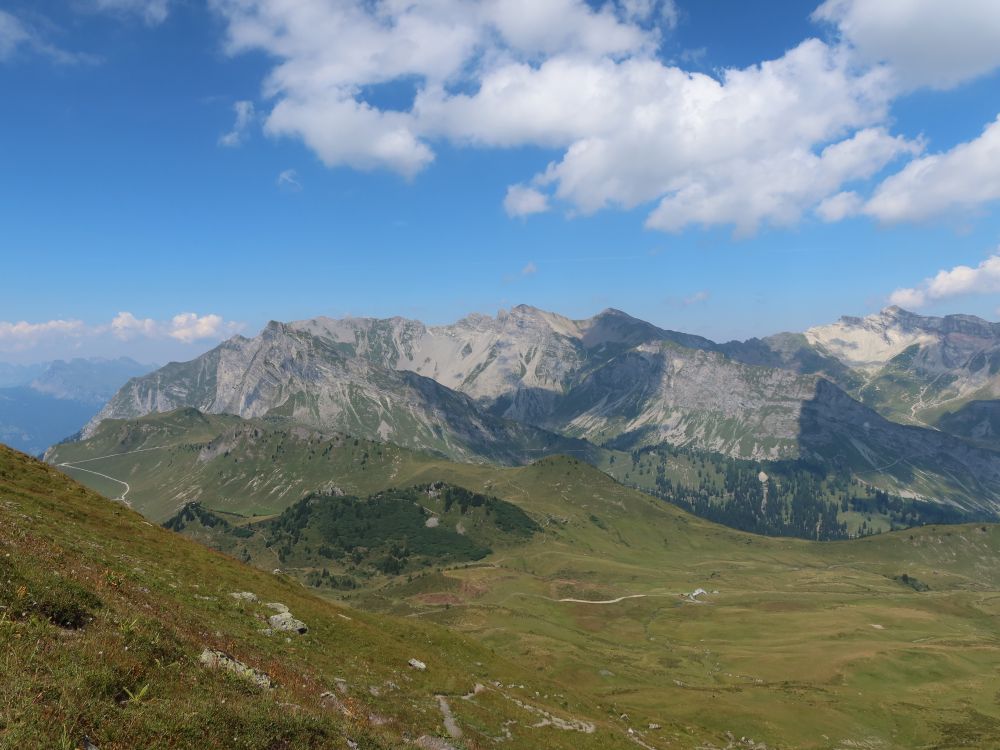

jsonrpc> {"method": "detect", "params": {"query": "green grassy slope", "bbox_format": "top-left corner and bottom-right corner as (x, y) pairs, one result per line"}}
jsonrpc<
(47, 410), (438, 521)
(382, 463), (999, 748)
(353, 458), (1000, 749)
(119, 444), (1000, 749)
(39, 416), (1000, 748)
(0, 444), (667, 750)
(50, 409), (991, 539)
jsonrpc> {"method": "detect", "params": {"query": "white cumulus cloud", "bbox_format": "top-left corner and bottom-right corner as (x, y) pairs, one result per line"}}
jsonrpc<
(167, 313), (229, 343)
(504, 185), (550, 218)
(0, 319), (87, 350)
(110, 312), (160, 340)
(863, 115), (1000, 224)
(111, 311), (239, 342)
(816, 190), (863, 222)
(205, 0), (1000, 234)
(889, 252), (1000, 309)
(0, 312), (242, 357)
(814, 0), (1000, 91)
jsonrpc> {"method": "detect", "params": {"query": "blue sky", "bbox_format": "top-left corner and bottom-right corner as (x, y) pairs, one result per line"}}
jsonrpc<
(2, 0), (1000, 363)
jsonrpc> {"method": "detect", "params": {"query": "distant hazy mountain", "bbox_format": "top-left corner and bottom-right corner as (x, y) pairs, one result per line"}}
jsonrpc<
(0, 362), (47, 388)
(0, 357), (154, 455)
(28, 357), (157, 404)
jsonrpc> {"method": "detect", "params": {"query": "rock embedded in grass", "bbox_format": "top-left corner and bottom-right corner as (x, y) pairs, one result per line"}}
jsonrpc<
(199, 648), (273, 689)
(265, 602), (308, 633)
(269, 611), (308, 633)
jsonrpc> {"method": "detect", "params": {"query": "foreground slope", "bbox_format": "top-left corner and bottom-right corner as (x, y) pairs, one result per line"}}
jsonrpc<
(346, 458), (1000, 749)
(0, 444), (656, 750)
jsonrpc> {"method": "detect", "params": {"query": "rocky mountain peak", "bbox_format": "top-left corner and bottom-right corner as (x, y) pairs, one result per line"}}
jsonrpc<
(868, 306), (999, 336)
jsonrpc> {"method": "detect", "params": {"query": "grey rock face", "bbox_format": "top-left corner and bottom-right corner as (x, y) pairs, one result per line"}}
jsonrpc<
(293, 305), (714, 424)
(806, 307), (1000, 425)
(86, 320), (583, 464)
(550, 343), (818, 460)
(87, 305), (1000, 513)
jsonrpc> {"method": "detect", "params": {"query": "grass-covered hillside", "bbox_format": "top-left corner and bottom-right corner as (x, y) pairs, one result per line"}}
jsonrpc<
(50, 409), (994, 539)
(0, 444), (662, 749)
(162, 449), (1000, 748)
(43, 410), (1000, 748)
(47, 409), (471, 521)
(166, 483), (540, 586)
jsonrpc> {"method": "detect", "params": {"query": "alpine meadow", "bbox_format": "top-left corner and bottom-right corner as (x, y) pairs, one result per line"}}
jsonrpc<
(4, 1), (1000, 749)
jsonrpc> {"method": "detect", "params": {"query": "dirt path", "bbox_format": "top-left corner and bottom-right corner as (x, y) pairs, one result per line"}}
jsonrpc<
(509, 592), (680, 606)
(555, 594), (648, 605)
(57, 464), (133, 506)
(56, 446), (171, 507)
(435, 695), (462, 739)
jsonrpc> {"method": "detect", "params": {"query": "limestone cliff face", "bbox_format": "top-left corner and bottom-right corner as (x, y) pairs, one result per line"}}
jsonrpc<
(86, 322), (583, 465)
(806, 307), (1000, 425)
(550, 343), (819, 460)
(88, 305), (1000, 512)
(292, 305), (716, 423)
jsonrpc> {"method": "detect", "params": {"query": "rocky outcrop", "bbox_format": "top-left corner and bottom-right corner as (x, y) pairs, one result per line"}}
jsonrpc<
(294, 305), (713, 423)
(805, 307), (1000, 425)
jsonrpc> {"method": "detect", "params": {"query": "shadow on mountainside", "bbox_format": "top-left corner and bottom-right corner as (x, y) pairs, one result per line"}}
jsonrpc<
(797, 379), (1000, 517)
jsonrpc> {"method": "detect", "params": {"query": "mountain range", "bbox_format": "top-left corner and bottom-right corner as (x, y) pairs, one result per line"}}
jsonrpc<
(28, 309), (1000, 747)
(83, 305), (1000, 516)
